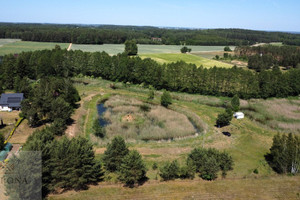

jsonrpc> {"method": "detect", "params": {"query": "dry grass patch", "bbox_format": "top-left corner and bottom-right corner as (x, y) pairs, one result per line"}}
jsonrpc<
(102, 95), (199, 141)
(241, 98), (300, 133)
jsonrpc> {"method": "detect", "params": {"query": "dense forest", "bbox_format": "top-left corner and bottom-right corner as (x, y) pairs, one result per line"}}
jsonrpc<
(1, 47), (300, 99)
(235, 45), (300, 71)
(1, 23), (300, 45)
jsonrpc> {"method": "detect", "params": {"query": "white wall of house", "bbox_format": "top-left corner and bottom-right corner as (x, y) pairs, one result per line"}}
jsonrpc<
(0, 106), (12, 112)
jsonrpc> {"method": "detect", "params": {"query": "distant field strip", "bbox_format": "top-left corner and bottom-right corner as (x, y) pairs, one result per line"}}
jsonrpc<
(0, 40), (69, 56)
(71, 44), (235, 55)
(0, 38), (21, 47)
(140, 53), (234, 68)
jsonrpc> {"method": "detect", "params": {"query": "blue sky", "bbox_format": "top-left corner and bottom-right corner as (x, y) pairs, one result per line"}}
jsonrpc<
(1, 0), (300, 31)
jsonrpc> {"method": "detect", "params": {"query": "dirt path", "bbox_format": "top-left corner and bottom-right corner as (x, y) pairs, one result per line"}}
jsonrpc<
(65, 93), (98, 138)
(67, 43), (72, 51)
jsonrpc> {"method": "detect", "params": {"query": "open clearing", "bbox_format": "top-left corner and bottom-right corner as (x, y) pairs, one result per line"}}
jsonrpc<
(0, 39), (21, 47)
(71, 44), (235, 55)
(139, 53), (234, 68)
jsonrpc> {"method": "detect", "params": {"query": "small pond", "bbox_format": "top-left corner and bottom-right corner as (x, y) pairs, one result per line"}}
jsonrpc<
(96, 104), (109, 126)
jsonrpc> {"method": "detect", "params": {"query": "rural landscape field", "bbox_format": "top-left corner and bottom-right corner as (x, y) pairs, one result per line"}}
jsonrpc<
(0, 0), (300, 199)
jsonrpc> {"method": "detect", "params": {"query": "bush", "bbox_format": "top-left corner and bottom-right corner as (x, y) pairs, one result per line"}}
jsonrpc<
(93, 118), (105, 138)
(148, 89), (155, 100)
(187, 148), (234, 180)
(161, 90), (172, 108)
(140, 104), (151, 112)
(180, 46), (192, 53)
(253, 168), (259, 174)
(152, 162), (158, 170)
(224, 46), (232, 52)
(216, 107), (233, 127)
(159, 160), (180, 181)
(118, 150), (147, 186)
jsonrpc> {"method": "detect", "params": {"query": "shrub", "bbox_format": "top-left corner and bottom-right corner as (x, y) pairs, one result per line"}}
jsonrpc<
(161, 90), (172, 108)
(140, 104), (151, 112)
(224, 46), (232, 52)
(187, 148), (234, 180)
(93, 118), (105, 138)
(148, 88), (155, 100)
(180, 46), (192, 53)
(159, 160), (180, 181)
(216, 107), (233, 127)
(152, 162), (158, 170)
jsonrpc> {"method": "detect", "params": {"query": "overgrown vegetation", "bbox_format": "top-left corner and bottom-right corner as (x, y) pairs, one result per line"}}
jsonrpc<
(20, 77), (80, 134)
(235, 45), (300, 71)
(8, 127), (104, 198)
(102, 95), (198, 140)
(266, 133), (299, 174)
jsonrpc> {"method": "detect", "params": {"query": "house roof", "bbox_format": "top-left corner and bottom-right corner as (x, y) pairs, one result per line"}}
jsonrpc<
(0, 93), (24, 108)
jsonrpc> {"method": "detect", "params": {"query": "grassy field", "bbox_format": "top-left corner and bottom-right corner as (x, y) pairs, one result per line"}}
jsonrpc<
(47, 77), (300, 199)
(139, 53), (234, 68)
(0, 40), (69, 56)
(0, 39), (21, 47)
(71, 44), (235, 55)
(49, 176), (300, 200)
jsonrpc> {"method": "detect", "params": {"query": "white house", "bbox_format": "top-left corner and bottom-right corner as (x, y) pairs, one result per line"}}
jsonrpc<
(233, 112), (244, 119)
(0, 93), (24, 112)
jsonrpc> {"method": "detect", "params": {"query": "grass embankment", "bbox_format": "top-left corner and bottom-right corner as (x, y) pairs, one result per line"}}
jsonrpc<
(0, 40), (69, 56)
(139, 53), (233, 68)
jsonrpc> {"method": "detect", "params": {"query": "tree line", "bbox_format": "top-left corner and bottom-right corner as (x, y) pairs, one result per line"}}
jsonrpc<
(1, 23), (300, 45)
(1, 47), (300, 99)
(235, 45), (300, 71)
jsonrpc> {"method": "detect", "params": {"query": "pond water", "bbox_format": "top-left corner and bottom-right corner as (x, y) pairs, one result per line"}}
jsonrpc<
(96, 104), (109, 126)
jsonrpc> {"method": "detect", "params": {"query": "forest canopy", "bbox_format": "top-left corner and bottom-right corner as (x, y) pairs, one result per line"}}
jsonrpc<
(1, 23), (300, 45)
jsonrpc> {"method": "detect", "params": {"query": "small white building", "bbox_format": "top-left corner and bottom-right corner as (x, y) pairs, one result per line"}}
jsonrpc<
(234, 112), (244, 119)
(0, 93), (24, 112)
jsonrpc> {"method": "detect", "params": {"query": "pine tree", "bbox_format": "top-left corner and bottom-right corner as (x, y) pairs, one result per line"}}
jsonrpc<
(103, 136), (129, 172)
(118, 150), (147, 186)
(231, 94), (240, 112)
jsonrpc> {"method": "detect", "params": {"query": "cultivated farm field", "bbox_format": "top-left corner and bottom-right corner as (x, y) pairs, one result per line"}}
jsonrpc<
(71, 44), (235, 55)
(139, 53), (234, 68)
